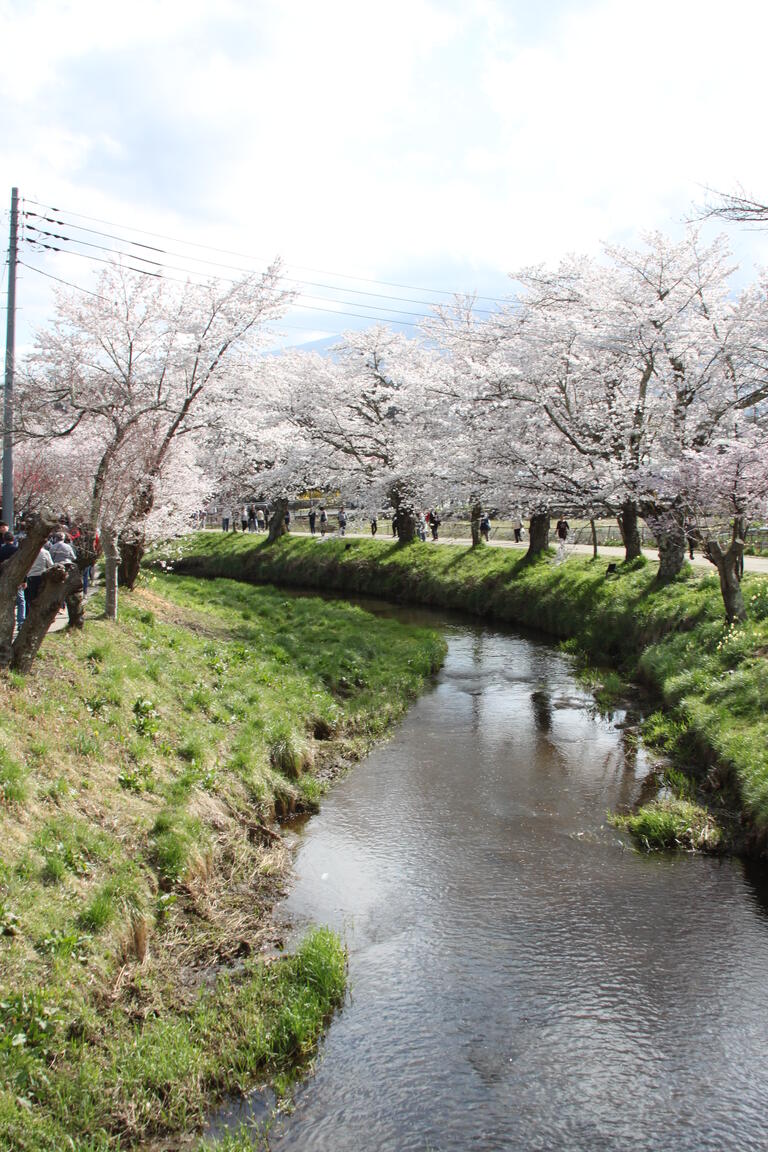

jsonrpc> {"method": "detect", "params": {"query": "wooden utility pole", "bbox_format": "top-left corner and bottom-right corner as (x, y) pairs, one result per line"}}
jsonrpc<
(2, 187), (18, 527)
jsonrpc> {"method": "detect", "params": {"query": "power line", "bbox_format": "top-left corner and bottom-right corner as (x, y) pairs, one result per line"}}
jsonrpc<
(19, 261), (109, 300)
(20, 238), (428, 326)
(24, 197), (508, 305)
(22, 211), (499, 317)
(23, 239), (162, 280)
(20, 263), (396, 344)
(17, 246), (426, 329)
(23, 226), (432, 318)
(23, 211), (501, 316)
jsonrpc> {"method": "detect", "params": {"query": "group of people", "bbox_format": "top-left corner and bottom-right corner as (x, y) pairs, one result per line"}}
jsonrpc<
(215, 504), (573, 547)
(423, 511), (442, 541)
(0, 517), (94, 632)
(398, 510), (442, 541)
(307, 506), (340, 535)
(220, 505), (267, 532)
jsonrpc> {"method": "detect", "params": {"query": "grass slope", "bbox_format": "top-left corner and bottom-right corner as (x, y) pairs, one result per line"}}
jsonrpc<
(0, 575), (445, 1150)
(165, 532), (768, 848)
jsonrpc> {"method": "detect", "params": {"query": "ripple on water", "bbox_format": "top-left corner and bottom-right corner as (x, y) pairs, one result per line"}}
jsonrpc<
(221, 621), (768, 1152)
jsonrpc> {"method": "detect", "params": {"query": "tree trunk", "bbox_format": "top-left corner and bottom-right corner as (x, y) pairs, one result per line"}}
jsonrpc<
(102, 528), (120, 622)
(65, 583), (85, 629)
(617, 501), (642, 561)
(388, 483), (416, 544)
(470, 502), (483, 547)
(705, 518), (747, 623)
(0, 515), (58, 668)
(117, 477), (156, 588)
(526, 513), (550, 558)
(655, 519), (687, 582)
(11, 565), (83, 673)
(641, 501), (687, 583)
(267, 498), (289, 543)
(590, 518), (598, 559)
(118, 533), (145, 590)
(396, 506), (417, 543)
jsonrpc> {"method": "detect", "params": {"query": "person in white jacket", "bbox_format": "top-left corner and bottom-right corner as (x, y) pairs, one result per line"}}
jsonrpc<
(26, 545), (53, 610)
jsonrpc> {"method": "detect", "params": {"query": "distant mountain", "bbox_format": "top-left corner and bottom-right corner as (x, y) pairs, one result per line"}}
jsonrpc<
(291, 335), (339, 353)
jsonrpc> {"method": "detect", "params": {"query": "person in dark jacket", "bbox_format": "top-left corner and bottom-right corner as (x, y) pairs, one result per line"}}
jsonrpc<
(0, 532), (26, 629)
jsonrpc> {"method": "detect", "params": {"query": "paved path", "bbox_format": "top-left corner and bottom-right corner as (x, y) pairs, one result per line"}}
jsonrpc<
(44, 577), (100, 636)
(288, 529), (768, 574)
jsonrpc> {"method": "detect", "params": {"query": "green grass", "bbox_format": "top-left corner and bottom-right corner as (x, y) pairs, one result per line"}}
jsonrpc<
(161, 532), (768, 846)
(0, 574), (443, 1149)
(197, 1127), (269, 1151)
(611, 797), (723, 852)
(0, 748), (28, 806)
(0, 927), (345, 1152)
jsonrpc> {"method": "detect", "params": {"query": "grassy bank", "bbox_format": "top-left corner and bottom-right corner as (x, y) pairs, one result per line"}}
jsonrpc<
(0, 575), (445, 1150)
(163, 532), (768, 852)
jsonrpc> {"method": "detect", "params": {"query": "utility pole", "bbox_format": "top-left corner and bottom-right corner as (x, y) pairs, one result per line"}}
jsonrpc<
(2, 187), (18, 527)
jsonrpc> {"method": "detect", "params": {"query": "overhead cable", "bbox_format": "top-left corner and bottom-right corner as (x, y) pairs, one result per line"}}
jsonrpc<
(24, 197), (508, 305)
(21, 237), (429, 326)
(23, 211), (500, 316)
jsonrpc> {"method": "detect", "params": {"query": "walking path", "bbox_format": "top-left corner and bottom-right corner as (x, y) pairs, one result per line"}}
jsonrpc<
(40, 575), (100, 637)
(289, 528), (768, 574)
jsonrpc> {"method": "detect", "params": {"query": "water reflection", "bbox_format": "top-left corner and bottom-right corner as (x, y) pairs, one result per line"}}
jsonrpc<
(215, 617), (768, 1152)
(530, 686), (553, 732)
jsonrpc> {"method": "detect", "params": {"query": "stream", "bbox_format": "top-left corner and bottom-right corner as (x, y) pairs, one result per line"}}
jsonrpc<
(214, 608), (768, 1151)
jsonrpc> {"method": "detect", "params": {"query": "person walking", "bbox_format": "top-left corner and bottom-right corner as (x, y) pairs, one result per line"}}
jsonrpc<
(512, 515), (523, 543)
(555, 515), (569, 563)
(256, 507), (265, 532)
(370, 515), (378, 536)
(248, 504), (257, 532)
(25, 543), (54, 611)
(221, 506), (232, 532)
(338, 506), (347, 536)
(480, 513), (491, 543)
(309, 507), (317, 534)
(430, 511), (441, 541)
(684, 517), (696, 560)
(320, 507), (328, 535)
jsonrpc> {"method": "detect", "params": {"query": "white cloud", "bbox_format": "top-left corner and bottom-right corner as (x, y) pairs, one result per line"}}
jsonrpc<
(3, 0), (768, 345)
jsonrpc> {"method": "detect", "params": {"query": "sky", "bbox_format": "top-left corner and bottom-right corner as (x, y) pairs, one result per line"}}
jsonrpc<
(2, 0), (768, 352)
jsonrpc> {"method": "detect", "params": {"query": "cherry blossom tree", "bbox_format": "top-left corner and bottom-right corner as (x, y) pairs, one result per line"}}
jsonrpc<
(263, 327), (443, 541)
(424, 283), (618, 556)
(700, 187), (768, 226)
(669, 427), (767, 621)
(427, 231), (765, 576)
(19, 261), (291, 619)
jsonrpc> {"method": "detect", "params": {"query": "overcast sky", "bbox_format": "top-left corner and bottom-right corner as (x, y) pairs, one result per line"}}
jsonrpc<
(2, 0), (768, 350)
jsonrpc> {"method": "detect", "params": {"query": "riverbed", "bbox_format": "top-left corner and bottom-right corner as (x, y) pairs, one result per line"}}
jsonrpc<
(215, 613), (768, 1151)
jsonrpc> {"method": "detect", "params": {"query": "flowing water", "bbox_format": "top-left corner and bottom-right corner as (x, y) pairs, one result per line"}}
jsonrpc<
(216, 611), (768, 1152)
